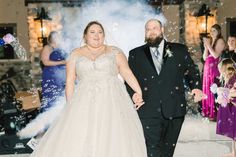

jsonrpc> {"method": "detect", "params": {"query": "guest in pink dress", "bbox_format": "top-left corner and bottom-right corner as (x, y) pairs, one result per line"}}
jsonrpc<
(202, 24), (225, 120)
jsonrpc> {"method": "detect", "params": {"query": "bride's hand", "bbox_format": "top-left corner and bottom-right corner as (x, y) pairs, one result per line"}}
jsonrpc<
(132, 93), (141, 103)
(132, 93), (145, 110)
(134, 101), (145, 110)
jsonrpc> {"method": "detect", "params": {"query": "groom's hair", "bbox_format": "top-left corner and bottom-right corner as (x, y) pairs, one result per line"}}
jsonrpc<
(145, 19), (163, 28)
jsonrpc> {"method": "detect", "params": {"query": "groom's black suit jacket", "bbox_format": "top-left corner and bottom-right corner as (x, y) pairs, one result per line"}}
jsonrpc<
(127, 41), (201, 119)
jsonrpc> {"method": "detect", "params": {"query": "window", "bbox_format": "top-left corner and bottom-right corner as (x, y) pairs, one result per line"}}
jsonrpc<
(0, 23), (17, 59)
(226, 18), (236, 38)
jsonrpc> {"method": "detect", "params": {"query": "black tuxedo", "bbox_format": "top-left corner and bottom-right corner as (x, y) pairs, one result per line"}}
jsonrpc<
(221, 49), (236, 62)
(127, 41), (201, 157)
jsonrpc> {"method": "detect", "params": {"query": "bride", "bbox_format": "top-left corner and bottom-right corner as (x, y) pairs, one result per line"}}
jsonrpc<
(29, 21), (147, 157)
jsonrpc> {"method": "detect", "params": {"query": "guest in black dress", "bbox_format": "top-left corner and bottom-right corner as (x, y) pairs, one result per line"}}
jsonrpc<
(221, 35), (236, 62)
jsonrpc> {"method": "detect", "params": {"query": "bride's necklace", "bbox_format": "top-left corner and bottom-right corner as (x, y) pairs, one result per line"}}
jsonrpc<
(86, 45), (106, 58)
(86, 46), (106, 69)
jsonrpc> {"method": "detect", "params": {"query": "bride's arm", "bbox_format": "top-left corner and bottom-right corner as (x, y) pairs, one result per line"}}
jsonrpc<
(116, 51), (144, 109)
(65, 51), (77, 102)
(203, 38), (224, 59)
(116, 52), (141, 94)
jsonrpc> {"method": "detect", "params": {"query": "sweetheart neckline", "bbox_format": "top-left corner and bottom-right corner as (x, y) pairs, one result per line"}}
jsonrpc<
(77, 52), (112, 62)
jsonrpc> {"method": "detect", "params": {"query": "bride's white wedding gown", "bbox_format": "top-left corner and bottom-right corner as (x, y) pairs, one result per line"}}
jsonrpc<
(30, 49), (147, 157)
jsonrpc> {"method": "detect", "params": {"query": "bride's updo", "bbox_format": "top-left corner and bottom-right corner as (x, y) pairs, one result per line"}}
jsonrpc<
(83, 21), (105, 36)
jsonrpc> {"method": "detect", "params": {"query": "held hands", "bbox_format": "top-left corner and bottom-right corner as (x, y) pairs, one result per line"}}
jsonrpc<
(190, 89), (207, 102)
(229, 83), (236, 106)
(132, 93), (145, 110)
(211, 83), (236, 107)
(203, 37), (211, 48)
(216, 87), (230, 107)
(229, 87), (236, 98)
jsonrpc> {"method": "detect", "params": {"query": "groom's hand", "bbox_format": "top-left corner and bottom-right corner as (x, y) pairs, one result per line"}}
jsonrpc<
(190, 89), (206, 102)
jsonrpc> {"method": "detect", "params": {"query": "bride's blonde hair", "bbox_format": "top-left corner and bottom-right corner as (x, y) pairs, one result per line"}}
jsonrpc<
(218, 58), (236, 82)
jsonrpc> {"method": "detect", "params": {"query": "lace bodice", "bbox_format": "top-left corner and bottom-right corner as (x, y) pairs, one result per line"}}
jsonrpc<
(75, 50), (119, 81)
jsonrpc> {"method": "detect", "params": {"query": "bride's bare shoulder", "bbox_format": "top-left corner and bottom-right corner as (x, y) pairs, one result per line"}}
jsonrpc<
(105, 45), (121, 52)
(69, 46), (86, 58)
(106, 45), (124, 55)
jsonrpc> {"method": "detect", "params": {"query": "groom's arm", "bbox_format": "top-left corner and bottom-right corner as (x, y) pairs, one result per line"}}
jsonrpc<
(182, 45), (202, 90)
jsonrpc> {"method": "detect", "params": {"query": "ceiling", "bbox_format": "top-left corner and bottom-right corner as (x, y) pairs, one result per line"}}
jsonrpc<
(25, 0), (185, 6)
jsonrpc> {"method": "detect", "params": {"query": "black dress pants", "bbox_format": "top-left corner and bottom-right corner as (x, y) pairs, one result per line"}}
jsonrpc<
(141, 114), (185, 157)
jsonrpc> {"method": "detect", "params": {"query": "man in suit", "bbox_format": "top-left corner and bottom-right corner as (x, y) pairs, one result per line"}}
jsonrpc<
(127, 19), (203, 157)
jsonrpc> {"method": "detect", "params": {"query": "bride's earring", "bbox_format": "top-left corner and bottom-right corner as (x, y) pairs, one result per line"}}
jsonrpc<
(80, 39), (86, 47)
(80, 37), (86, 46)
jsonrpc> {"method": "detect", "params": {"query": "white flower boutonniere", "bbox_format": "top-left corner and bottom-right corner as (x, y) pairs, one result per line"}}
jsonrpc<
(165, 45), (173, 58)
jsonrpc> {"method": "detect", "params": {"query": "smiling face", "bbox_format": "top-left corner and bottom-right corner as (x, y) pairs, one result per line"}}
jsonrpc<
(84, 23), (105, 48)
(48, 31), (60, 44)
(228, 36), (236, 50)
(210, 27), (219, 39)
(225, 64), (235, 80)
(145, 19), (164, 47)
(220, 63), (235, 81)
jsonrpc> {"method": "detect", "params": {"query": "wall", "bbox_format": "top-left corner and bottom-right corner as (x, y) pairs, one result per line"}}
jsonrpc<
(0, 0), (29, 52)
(217, 0), (236, 39)
(0, 0), (235, 51)
(162, 5), (180, 42)
(0, 60), (32, 90)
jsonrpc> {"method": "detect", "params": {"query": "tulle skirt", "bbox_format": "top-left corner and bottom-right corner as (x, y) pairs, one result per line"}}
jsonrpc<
(30, 78), (147, 157)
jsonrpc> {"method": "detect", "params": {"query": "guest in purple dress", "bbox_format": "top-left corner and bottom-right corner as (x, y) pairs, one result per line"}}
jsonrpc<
(40, 31), (67, 112)
(202, 24), (225, 120)
(216, 58), (236, 157)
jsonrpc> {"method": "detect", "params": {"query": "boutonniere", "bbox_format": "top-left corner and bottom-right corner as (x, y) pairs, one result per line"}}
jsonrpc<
(165, 45), (173, 58)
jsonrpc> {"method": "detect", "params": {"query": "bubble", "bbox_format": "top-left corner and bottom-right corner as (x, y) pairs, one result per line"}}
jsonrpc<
(9, 39), (27, 60)
(10, 122), (15, 128)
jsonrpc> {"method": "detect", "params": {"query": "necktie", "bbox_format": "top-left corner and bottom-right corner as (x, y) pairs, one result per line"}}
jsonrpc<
(151, 47), (162, 74)
(154, 48), (159, 58)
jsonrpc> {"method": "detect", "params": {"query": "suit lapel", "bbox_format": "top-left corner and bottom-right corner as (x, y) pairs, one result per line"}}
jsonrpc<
(159, 41), (174, 77)
(143, 41), (171, 76)
(162, 40), (168, 64)
(158, 41), (171, 76)
(144, 44), (156, 73)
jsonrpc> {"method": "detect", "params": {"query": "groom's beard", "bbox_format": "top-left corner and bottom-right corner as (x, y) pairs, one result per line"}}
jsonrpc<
(145, 34), (164, 47)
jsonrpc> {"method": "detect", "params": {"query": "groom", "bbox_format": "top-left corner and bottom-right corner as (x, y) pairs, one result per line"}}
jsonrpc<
(127, 19), (203, 157)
